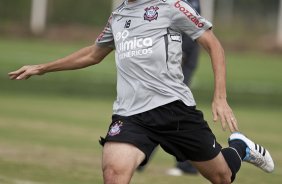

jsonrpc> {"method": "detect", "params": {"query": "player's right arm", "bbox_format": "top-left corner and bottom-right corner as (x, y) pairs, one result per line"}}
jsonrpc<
(8, 45), (113, 80)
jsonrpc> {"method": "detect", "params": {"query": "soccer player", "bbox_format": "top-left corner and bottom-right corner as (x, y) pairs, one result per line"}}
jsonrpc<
(9, 0), (274, 184)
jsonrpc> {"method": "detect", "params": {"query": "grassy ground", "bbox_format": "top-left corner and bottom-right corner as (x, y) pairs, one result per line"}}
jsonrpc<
(0, 37), (281, 183)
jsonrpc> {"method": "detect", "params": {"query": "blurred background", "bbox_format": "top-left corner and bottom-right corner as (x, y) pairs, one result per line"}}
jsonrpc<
(0, 0), (281, 183)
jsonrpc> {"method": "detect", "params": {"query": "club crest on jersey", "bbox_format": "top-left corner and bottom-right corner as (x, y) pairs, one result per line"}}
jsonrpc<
(144, 6), (159, 22)
(108, 121), (123, 136)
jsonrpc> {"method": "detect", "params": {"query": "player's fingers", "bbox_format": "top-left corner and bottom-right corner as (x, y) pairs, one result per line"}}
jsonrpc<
(226, 116), (235, 132)
(8, 74), (18, 80)
(16, 72), (31, 80)
(8, 71), (22, 78)
(8, 67), (28, 79)
(8, 71), (20, 76)
(212, 108), (218, 122)
(220, 114), (227, 131)
(9, 67), (27, 75)
(9, 73), (24, 80)
(226, 109), (239, 132)
(230, 116), (239, 132)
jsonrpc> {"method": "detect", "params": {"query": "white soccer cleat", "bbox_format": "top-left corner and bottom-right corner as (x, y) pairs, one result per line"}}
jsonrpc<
(229, 132), (274, 173)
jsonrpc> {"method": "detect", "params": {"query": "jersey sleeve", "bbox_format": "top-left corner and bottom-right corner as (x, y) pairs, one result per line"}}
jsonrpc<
(95, 15), (115, 49)
(170, 0), (212, 40)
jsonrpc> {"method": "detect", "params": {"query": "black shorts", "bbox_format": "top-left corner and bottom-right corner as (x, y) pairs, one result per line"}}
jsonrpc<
(100, 100), (222, 166)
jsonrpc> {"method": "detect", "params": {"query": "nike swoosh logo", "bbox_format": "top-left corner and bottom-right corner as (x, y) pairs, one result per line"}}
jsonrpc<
(213, 139), (216, 148)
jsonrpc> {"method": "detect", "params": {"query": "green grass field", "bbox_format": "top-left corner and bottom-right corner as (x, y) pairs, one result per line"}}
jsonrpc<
(0, 37), (281, 184)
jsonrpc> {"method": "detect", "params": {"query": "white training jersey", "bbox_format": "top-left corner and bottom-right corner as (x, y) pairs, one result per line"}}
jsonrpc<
(96, 0), (212, 116)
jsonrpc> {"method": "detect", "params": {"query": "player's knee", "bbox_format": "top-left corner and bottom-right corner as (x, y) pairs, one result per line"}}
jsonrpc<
(103, 163), (123, 176)
(103, 167), (116, 184)
(103, 163), (132, 184)
(103, 165), (121, 184)
(210, 170), (232, 184)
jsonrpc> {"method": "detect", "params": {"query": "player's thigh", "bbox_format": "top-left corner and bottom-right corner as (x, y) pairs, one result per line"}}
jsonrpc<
(191, 152), (231, 183)
(102, 142), (146, 172)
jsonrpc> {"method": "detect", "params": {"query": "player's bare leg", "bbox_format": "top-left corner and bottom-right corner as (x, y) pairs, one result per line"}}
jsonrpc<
(192, 153), (232, 184)
(102, 142), (145, 184)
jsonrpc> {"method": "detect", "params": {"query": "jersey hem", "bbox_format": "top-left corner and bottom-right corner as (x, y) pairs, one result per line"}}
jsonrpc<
(113, 97), (196, 117)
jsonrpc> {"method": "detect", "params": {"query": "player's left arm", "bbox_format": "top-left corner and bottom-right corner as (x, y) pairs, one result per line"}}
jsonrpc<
(196, 29), (239, 132)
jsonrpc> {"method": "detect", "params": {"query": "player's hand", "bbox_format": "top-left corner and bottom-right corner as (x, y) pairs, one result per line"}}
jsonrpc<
(212, 98), (239, 132)
(8, 65), (44, 80)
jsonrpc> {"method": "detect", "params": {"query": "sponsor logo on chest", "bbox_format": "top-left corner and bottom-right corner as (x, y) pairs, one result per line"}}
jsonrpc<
(115, 30), (153, 59)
